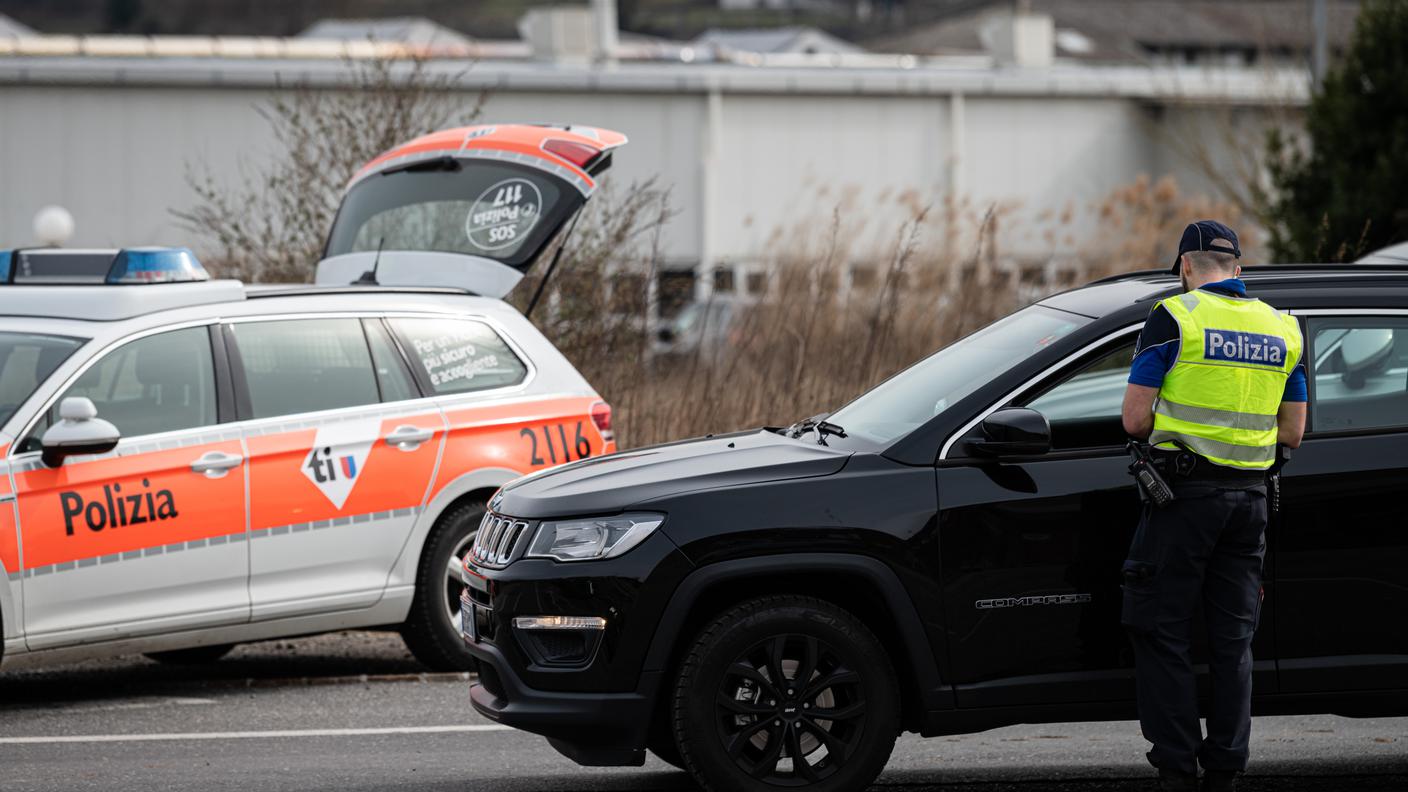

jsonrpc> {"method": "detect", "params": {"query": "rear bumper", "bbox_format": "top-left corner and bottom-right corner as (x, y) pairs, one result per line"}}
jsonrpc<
(465, 636), (659, 766)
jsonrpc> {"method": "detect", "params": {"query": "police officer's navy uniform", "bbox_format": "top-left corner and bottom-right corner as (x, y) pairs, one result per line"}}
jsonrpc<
(1123, 224), (1306, 788)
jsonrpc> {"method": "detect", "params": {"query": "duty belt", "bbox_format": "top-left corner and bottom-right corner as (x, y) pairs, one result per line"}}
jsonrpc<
(1150, 447), (1265, 485)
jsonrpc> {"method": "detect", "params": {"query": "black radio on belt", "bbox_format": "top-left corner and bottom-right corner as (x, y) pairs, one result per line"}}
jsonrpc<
(1127, 441), (1176, 508)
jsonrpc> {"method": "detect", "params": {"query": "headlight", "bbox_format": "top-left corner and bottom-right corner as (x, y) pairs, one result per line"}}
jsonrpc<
(526, 513), (664, 562)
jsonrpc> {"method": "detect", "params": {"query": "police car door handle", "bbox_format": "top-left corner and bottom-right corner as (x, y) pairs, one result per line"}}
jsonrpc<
(190, 451), (243, 477)
(385, 425), (434, 451)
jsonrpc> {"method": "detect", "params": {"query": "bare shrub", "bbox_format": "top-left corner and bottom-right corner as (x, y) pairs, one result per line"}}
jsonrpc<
(505, 179), (678, 405)
(589, 176), (1251, 449)
(176, 56), (484, 282)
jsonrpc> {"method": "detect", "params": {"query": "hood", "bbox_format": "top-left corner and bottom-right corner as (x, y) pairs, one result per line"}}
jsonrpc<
(318, 124), (627, 299)
(494, 429), (850, 520)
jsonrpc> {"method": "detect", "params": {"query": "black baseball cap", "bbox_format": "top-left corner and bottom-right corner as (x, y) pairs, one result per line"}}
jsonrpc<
(1171, 220), (1241, 273)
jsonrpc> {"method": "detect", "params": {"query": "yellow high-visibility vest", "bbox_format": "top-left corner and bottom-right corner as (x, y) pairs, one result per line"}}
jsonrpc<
(1150, 289), (1302, 470)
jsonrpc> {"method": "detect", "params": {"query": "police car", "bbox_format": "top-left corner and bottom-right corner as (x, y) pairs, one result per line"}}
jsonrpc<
(0, 123), (624, 672)
(461, 264), (1408, 790)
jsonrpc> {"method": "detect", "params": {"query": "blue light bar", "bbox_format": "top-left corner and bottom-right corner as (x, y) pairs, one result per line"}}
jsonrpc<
(0, 251), (11, 284)
(106, 247), (210, 284)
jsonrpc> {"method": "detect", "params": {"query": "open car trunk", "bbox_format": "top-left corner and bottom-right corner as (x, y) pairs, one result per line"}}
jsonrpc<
(316, 124), (626, 299)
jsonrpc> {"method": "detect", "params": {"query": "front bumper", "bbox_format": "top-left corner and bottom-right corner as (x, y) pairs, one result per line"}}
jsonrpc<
(459, 528), (693, 766)
(466, 636), (659, 766)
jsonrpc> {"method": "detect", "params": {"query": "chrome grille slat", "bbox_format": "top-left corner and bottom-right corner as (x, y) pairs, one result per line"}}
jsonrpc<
(470, 512), (531, 568)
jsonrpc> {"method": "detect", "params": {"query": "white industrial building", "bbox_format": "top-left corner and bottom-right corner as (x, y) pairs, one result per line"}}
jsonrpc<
(0, 6), (1310, 293)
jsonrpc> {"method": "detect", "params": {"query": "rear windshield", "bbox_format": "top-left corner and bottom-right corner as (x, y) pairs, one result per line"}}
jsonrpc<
(324, 160), (584, 269)
(0, 332), (85, 428)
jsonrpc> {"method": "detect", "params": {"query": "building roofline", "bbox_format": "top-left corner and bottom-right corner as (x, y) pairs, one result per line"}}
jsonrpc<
(0, 53), (1309, 104)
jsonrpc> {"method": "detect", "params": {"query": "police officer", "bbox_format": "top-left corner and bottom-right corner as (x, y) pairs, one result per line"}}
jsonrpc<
(1120, 221), (1307, 792)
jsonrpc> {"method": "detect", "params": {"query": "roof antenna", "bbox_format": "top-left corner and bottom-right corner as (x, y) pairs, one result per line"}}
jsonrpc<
(354, 237), (384, 285)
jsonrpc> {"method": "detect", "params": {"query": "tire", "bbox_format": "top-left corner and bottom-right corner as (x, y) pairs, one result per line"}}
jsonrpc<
(401, 499), (486, 671)
(672, 595), (900, 792)
(144, 643), (236, 665)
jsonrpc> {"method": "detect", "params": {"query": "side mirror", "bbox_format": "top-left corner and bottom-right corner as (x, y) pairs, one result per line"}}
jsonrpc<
(41, 397), (120, 468)
(970, 407), (1051, 457)
(656, 326), (676, 343)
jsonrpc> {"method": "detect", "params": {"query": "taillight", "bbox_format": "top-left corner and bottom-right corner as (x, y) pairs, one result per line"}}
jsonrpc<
(543, 139), (602, 170)
(590, 401), (614, 444)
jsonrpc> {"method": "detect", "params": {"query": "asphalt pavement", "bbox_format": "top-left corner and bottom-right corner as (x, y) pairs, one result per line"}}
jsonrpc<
(2, 631), (1405, 792)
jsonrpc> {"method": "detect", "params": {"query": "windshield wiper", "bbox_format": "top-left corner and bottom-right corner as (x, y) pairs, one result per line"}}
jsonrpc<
(785, 413), (847, 445)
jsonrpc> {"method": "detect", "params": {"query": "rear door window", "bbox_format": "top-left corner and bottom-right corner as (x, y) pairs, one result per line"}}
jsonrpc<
(389, 317), (528, 395)
(230, 319), (381, 419)
(1308, 316), (1408, 432)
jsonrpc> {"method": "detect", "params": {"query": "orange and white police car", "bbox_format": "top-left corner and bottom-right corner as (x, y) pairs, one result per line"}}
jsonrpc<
(0, 123), (624, 671)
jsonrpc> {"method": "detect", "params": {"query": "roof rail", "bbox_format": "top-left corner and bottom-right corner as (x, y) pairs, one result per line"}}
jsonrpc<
(1087, 262), (1408, 286)
(244, 284), (478, 299)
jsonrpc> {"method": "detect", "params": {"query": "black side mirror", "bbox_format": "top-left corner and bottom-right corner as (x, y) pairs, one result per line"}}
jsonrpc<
(656, 326), (676, 343)
(970, 407), (1051, 457)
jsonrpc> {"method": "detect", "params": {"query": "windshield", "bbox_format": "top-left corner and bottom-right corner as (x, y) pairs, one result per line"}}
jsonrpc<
(827, 305), (1089, 445)
(324, 161), (584, 269)
(0, 331), (85, 429)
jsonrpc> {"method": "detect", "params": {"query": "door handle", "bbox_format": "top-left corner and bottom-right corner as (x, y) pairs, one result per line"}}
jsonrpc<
(385, 425), (434, 451)
(190, 450), (243, 478)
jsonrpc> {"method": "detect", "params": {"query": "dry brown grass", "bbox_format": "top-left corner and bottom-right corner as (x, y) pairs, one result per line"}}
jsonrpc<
(176, 60), (1250, 450)
(536, 177), (1249, 449)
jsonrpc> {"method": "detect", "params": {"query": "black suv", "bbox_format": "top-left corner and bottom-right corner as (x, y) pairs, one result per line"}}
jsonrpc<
(461, 266), (1408, 791)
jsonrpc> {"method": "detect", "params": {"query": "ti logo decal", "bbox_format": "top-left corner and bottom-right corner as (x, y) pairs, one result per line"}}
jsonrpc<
(301, 419), (379, 509)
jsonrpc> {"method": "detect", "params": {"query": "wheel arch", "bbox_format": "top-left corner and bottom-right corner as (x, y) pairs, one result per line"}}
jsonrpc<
(385, 467), (519, 591)
(642, 553), (949, 734)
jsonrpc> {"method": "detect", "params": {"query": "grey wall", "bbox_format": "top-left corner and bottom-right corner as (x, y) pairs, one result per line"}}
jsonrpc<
(0, 73), (1278, 270)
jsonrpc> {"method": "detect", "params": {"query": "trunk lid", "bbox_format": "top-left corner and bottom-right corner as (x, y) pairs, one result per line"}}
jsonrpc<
(317, 124), (627, 298)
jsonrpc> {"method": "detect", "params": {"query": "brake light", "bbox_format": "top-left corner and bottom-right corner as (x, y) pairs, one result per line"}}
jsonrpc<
(543, 139), (602, 170)
(590, 401), (614, 444)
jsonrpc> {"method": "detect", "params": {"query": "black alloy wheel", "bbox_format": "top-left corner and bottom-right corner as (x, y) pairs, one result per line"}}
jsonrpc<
(672, 596), (899, 791)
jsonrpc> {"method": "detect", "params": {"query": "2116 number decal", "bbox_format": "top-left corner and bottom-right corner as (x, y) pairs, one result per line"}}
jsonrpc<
(520, 421), (592, 467)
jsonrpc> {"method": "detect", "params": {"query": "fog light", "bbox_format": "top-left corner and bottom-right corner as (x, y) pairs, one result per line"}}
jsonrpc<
(512, 616), (606, 668)
(513, 615), (607, 630)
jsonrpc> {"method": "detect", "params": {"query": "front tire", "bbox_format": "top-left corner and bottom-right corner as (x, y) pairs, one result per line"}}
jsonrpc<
(672, 595), (900, 792)
(401, 500), (485, 671)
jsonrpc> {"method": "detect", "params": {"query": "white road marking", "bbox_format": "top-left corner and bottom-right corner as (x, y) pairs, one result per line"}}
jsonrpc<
(0, 724), (513, 745)
(54, 696), (216, 713)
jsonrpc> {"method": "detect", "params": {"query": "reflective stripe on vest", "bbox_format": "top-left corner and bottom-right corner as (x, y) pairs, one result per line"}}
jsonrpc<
(1151, 288), (1302, 470)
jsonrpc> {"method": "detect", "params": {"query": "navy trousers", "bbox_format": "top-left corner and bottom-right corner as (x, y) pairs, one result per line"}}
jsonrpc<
(1121, 483), (1267, 776)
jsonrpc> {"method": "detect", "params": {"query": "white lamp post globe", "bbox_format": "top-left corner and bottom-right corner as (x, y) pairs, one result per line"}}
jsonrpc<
(33, 206), (75, 247)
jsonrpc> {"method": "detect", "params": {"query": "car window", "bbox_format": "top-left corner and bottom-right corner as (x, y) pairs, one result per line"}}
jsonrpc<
(231, 319), (380, 419)
(364, 319), (418, 403)
(1308, 317), (1408, 432)
(324, 162), (583, 268)
(827, 305), (1090, 446)
(47, 327), (216, 440)
(1023, 341), (1136, 450)
(389, 317), (528, 395)
(0, 332), (84, 430)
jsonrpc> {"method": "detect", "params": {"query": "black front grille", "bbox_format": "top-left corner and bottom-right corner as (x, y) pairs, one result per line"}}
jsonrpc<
(471, 512), (531, 568)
